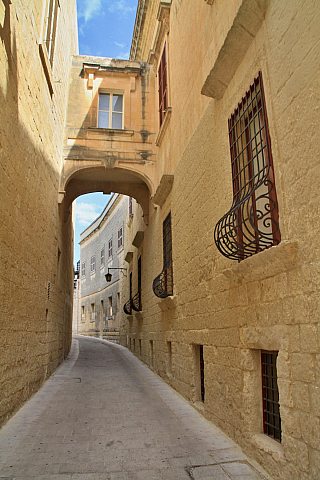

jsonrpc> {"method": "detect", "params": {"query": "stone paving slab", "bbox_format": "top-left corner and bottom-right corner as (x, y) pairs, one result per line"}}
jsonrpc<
(0, 335), (273, 479)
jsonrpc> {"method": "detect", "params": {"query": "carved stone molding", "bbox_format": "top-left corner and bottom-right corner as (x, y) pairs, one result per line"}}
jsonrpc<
(201, 0), (269, 99)
(152, 174), (174, 207)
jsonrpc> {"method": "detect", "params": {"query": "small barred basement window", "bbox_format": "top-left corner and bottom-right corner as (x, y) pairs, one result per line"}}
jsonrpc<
(261, 351), (281, 442)
(215, 72), (280, 261)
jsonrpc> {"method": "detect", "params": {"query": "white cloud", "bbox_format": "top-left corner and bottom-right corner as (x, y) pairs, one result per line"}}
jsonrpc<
(79, 0), (102, 23)
(108, 0), (136, 16)
(114, 41), (125, 48)
(117, 50), (130, 60)
(76, 202), (103, 227)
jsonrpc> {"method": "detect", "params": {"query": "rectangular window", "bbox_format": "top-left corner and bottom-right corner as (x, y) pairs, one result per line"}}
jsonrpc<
(129, 196), (133, 216)
(194, 344), (205, 403)
(42, 0), (59, 67)
(261, 351), (281, 442)
(108, 296), (113, 316)
(100, 247), (105, 266)
(108, 238), (113, 258)
(81, 261), (86, 277)
(90, 303), (95, 322)
(90, 255), (96, 272)
(158, 43), (168, 127)
(81, 305), (85, 323)
(118, 227), (123, 249)
(150, 340), (154, 368)
(214, 72), (280, 261)
(167, 341), (172, 376)
(152, 212), (173, 298)
(98, 92), (123, 129)
(100, 300), (104, 322)
(163, 212), (172, 268)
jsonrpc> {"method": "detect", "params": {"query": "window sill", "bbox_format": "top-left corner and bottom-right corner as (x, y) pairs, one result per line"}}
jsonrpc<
(155, 107), (172, 146)
(221, 240), (298, 285)
(87, 127), (134, 137)
(252, 434), (284, 462)
(39, 43), (54, 96)
(157, 295), (176, 311)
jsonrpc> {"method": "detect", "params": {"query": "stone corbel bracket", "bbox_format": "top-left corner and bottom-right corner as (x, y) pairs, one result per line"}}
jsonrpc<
(147, 0), (171, 67)
(201, 0), (269, 99)
(152, 174), (174, 207)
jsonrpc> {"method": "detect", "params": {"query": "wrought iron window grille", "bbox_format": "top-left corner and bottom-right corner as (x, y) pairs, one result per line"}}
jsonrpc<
(214, 72), (280, 261)
(131, 256), (142, 311)
(261, 351), (282, 442)
(123, 299), (132, 315)
(131, 291), (142, 312)
(153, 260), (173, 298)
(153, 213), (173, 298)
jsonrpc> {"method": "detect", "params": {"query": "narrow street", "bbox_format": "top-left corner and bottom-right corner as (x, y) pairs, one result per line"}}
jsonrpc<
(0, 336), (270, 480)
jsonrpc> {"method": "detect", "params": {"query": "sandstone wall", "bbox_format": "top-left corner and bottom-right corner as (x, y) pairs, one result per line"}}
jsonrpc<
(121, 0), (320, 478)
(0, 0), (78, 426)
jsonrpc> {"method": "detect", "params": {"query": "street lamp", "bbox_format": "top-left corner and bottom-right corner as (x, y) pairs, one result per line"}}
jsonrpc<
(105, 267), (127, 282)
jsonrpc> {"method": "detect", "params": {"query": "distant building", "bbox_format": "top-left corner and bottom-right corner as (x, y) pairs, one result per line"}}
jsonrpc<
(76, 194), (128, 343)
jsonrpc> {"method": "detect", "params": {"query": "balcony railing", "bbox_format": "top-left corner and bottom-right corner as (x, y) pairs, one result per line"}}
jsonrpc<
(123, 299), (132, 315)
(152, 262), (173, 298)
(131, 291), (142, 312)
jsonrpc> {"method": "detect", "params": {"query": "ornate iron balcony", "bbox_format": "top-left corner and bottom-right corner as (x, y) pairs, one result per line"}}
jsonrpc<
(152, 262), (173, 298)
(123, 299), (132, 315)
(131, 291), (142, 312)
(214, 178), (280, 261)
(214, 72), (280, 261)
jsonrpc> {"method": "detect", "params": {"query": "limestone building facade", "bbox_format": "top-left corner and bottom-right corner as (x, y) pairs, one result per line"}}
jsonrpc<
(0, 0), (78, 426)
(1, 0), (320, 479)
(118, 1), (320, 479)
(76, 194), (128, 342)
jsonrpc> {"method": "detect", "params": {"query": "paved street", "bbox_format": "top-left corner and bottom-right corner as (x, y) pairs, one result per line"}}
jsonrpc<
(0, 336), (271, 480)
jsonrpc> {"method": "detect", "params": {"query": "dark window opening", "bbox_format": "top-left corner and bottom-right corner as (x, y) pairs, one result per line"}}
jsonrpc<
(123, 272), (132, 315)
(153, 212), (173, 298)
(158, 43), (168, 127)
(131, 256), (142, 312)
(261, 351), (281, 442)
(200, 345), (205, 403)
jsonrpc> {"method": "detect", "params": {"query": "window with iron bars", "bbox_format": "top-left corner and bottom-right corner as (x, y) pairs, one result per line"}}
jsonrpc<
(158, 43), (168, 127)
(152, 212), (173, 298)
(214, 72), (280, 261)
(261, 351), (281, 442)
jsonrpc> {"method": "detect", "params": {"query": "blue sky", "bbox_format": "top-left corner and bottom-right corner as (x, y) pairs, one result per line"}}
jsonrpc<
(74, 0), (138, 264)
(77, 0), (138, 59)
